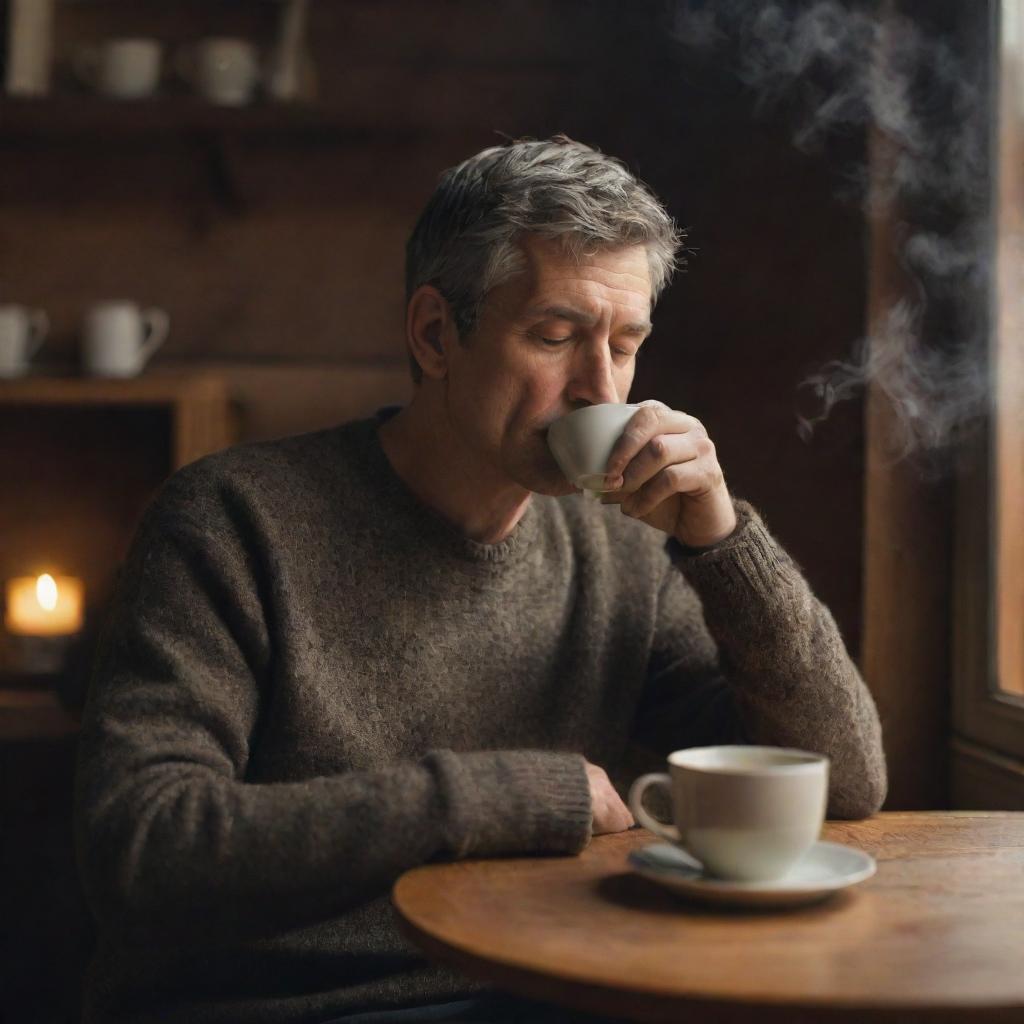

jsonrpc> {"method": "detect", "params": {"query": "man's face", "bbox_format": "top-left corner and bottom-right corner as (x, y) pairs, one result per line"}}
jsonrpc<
(443, 234), (653, 496)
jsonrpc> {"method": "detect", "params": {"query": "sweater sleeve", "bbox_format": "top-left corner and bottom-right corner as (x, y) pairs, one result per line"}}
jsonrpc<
(73, 477), (592, 947)
(636, 498), (887, 820)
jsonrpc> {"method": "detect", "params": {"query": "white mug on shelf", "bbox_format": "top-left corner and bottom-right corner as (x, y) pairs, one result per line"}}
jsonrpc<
(0, 304), (49, 378)
(176, 38), (261, 106)
(81, 301), (169, 378)
(74, 38), (163, 100)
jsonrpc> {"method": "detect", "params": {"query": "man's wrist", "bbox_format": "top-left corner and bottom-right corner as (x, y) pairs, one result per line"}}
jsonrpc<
(673, 491), (738, 550)
(667, 499), (797, 590)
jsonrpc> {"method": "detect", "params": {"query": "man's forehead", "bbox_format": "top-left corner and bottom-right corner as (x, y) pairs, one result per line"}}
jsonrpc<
(512, 236), (649, 307)
(521, 302), (653, 333)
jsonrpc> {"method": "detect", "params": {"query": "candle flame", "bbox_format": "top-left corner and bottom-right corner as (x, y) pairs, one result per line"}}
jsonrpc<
(36, 573), (58, 612)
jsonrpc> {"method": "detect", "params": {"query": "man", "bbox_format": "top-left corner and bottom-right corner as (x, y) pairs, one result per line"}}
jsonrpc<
(74, 135), (887, 1024)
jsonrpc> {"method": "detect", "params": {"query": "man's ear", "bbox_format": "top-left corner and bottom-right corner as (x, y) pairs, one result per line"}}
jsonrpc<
(406, 285), (458, 381)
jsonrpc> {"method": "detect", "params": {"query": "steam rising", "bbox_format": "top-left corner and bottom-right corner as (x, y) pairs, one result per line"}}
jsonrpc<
(671, 1), (997, 462)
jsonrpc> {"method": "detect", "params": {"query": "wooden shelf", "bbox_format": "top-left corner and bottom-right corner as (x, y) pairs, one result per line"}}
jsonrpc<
(0, 95), (420, 146)
(0, 370), (235, 469)
(0, 370), (223, 402)
(0, 689), (79, 741)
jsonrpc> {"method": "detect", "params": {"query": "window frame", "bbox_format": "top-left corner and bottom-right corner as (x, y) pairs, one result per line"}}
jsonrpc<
(951, 0), (1024, 798)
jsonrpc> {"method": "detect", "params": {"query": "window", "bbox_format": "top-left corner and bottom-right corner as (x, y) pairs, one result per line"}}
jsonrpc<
(952, 0), (1024, 804)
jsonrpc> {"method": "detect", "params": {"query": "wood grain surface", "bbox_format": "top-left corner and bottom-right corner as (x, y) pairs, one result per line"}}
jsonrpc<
(393, 813), (1024, 1023)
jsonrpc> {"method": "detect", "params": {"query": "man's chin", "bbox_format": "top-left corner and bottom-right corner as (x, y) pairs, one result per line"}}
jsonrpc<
(508, 436), (577, 495)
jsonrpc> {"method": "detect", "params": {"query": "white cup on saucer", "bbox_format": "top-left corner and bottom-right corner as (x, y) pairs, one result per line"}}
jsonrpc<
(629, 745), (830, 883)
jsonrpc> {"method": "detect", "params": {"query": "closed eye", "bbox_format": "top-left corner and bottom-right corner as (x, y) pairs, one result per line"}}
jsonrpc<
(530, 331), (644, 355)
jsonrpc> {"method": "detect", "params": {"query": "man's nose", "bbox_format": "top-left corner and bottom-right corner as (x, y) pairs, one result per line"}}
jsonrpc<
(567, 343), (619, 406)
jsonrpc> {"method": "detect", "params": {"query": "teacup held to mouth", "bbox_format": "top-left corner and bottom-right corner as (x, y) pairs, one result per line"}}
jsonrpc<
(547, 403), (640, 492)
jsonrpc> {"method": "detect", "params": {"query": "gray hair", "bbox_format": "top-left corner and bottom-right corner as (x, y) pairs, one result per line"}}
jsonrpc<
(404, 134), (686, 382)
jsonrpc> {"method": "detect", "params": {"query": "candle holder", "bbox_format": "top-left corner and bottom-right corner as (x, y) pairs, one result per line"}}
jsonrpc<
(3, 573), (86, 677)
(2, 631), (77, 675)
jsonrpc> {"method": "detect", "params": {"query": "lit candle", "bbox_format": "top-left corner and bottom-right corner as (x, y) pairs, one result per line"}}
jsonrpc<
(5, 574), (84, 636)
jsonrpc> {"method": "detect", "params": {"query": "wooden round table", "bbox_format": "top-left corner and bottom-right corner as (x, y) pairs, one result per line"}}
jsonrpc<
(393, 812), (1024, 1023)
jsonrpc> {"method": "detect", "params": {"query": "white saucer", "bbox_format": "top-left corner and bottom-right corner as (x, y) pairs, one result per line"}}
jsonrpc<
(628, 840), (876, 909)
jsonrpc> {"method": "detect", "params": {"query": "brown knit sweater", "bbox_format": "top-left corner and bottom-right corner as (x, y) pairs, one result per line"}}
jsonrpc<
(73, 407), (887, 1024)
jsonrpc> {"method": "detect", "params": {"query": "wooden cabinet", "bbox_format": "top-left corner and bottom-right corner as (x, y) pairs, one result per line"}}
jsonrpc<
(0, 372), (235, 468)
(0, 372), (236, 739)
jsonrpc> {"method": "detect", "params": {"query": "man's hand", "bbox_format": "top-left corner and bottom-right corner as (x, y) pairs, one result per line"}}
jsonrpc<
(600, 400), (737, 549)
(585, 760), (634, 835)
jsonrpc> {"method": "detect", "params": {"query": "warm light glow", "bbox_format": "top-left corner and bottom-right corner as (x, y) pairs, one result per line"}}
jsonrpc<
(5, 574), (84, 636)
(36, 574), (58, 611)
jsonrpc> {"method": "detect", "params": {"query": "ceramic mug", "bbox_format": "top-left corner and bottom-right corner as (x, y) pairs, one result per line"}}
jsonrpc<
(74, 38), (162, 99)
(176, 38), (260, 106)
(81, 302), (169, 378)
(0, 305), (49, 378)
(547, 402), (640, 492)
(628, 745), (830, 882)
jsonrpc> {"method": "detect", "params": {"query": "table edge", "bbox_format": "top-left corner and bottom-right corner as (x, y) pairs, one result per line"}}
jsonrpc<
(390, 887), (1024, 1020)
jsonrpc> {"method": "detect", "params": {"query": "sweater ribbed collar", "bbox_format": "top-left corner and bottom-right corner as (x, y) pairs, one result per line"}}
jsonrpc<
(349, 407), (541, 568)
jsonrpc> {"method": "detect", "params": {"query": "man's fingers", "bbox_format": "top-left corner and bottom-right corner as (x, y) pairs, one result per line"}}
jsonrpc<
(623, 454), (725, 520)
(592, 799), (634, 835)
(586, 760), (635, 835)
(614, 432), (702, 495)
(605, 402), (707, 481)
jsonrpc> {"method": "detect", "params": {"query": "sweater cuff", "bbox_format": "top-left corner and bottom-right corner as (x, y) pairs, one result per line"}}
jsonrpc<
(423, 749), (593, 859)
(666, 498), (801, 600)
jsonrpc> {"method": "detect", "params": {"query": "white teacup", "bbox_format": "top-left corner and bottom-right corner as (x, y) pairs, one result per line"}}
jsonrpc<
(547, 403), (640, 491)
(176, 38), (260, 106)
(74, 39), (163, 99)
(0, 305), (49, 378)
(629, 745), (830, 882)
(82, 301), (169, 378)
